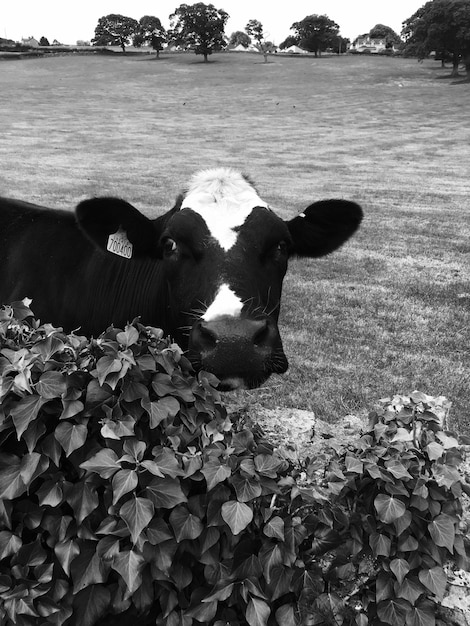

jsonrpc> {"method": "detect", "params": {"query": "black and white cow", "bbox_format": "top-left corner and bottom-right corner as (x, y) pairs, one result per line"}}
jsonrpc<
(0, 168), (362, 389)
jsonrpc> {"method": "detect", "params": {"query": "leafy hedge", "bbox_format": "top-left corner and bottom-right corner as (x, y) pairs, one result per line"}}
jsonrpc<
(0, 301), (468, 626)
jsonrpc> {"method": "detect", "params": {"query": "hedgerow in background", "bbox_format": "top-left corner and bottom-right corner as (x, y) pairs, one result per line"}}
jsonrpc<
(0, 302), (468, 626)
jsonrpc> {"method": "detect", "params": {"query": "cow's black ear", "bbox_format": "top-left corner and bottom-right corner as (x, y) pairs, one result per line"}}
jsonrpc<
(76, 197), (158, 258)
(287, 199), (363, 258)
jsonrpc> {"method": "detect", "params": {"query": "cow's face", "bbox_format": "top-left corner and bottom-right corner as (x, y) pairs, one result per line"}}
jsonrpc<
(76, 168), (362, 390)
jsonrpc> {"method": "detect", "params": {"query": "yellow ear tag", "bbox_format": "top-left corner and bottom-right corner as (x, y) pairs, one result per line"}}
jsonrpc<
(107, 227), (133, 259)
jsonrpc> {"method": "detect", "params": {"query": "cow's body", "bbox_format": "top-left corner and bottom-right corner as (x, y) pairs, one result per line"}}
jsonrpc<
(0, 168), (362, 389)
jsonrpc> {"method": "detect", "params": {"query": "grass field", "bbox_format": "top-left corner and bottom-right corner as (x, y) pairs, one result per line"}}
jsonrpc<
(1, 51), (469, 432)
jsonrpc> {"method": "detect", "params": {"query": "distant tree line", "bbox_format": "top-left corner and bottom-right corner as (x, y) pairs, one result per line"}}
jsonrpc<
(86, 0), (470, 76)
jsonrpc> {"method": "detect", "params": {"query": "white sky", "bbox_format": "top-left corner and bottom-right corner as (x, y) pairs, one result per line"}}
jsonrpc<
(1, 0), (425, 45)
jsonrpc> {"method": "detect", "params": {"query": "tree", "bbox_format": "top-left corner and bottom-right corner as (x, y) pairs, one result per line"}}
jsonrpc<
(245, 19), (270, 61)
(369, 23), (402, 48)
(92, 14), (139, 53)
(39, 36), (50, 46)
(134, 15), (166, 57)
(229, 30), (251, 48)
(402, 0), (470, 77)
(290, 14), (340, 57)
(168, 3), (229, 62)
(279, 35), (299, 50)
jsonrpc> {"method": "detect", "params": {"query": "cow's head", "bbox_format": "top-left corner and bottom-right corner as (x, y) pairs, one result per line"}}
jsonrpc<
(76, 168), (362, 390)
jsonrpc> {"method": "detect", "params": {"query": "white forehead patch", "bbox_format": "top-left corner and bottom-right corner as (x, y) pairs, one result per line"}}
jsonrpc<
(202, 284), (243, 321)
(182, 168), (268, 251)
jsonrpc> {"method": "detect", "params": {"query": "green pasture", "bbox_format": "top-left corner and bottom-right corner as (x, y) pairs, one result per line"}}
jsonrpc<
(0, 51), (469, 432)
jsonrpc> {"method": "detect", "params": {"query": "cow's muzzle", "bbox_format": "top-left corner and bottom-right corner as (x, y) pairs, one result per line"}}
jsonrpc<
(188, 316), (288, 390)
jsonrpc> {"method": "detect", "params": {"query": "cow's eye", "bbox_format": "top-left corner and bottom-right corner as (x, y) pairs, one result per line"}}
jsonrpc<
(276, 241), (288, 255)
(270, 241), (288, 259)
(163, 238), (177, 257)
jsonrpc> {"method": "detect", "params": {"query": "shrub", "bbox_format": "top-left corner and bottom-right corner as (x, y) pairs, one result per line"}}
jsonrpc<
(300, 392), (470, 625)
(0, 301), (468, 625)
(0, 302), (317, 625)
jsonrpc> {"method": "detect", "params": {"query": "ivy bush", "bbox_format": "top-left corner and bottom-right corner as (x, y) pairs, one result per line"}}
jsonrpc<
(0, 301), (468, 626)
(299, 392), (470, 625)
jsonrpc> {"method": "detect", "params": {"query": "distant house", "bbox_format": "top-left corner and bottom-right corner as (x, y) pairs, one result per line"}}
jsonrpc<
(350, 35), (398, 54)
(230, 43), (249, 52)
(21, 37), (39, 48)
(281, 45), (308, 54)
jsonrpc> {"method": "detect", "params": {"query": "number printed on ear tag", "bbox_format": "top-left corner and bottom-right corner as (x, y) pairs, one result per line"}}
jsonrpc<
(107, 228), (133, 259)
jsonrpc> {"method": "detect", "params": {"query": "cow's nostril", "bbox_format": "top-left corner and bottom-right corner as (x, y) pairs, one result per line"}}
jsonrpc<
(194, 320), (219, 350)
(252, 319), (269, 347)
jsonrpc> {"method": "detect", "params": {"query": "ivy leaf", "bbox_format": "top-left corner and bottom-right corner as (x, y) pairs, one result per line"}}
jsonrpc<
(374, 494), (406, 523)
(398, 534), (419, 552)
(376, 571), (394, 603)
(145, 518), (174, 545)
(19, 451), (45, 486)
(36, 371), (67, 399)
(120, 496), (154, 544)
(54, 539), (80, 576)
(186, 600), (218, 622)
(260, 544), (283, 584)
(395, 576), (425, 604)
(116, 325), (139, 348)
(80, 448), (121, 479)
(31, 334), (65, 360)
(409, 599), (436, 626)
(370, 532), (391, 557)
(152, 373), (176, 397)
(231, 474), (263, 502)
(96, 355), (124, 389)
(169, 506), (203, 542)
(72, 584), (111, 626)
(150, 447), (181, 478)
(71, 544), (108, 593)
(10, 395), (47, 440)
(202, 582), (236, 602)
(60, 399), (85, 420)
(428, 514), (455, 553)
(146, 477), (187, 509)
(390, 558), (410, 585)
(201, 458), (231, 491)
(344, 456), (363, 473)
(418, 566), (447, 601)
(254, 454), (284, 478)
(275, 603), (297, 626)
(394, 510), (412, 535)
(54, 422), (87, 457)
(221, 501), (253, 535)
(111, 549), (145, 594)
(426, 441), (444, 461)
(263, 516), (285, 541)
(64, 481), (99, 524)
(246, 596), (271, 626)
(0, 531), (22, 560)
(0, 454), (26, 499)
(436, 432), (459, 449)
(22, 418), (47, 453)
(377, 598), (412, 626)
(385, 460), (413, 480)
(112, 469), (138, 505)
(147, 396), (180, 428)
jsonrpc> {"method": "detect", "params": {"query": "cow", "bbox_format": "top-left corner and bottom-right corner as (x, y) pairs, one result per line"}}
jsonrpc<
(0, 168), (362, 390)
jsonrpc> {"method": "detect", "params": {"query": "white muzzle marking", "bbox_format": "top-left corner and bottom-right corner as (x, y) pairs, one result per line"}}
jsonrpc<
(202, 284), (243, 321)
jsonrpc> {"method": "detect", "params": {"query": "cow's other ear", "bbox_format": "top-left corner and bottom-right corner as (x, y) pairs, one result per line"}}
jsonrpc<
(286, 199), (363, 258)
(76, 197), (158, 258)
